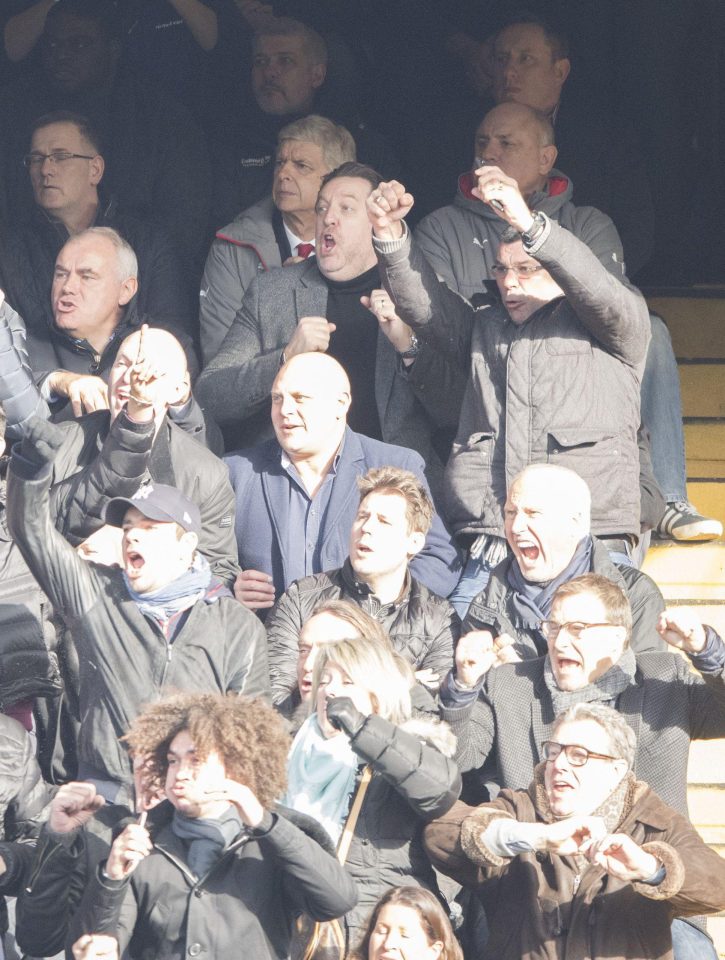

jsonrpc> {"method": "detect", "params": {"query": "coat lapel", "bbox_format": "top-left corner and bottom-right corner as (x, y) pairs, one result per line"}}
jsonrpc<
(615, 671), (644, 777)
(294, 262), (328, 319)
(260, 448), (293, 587)
(320, 429), (365, 553)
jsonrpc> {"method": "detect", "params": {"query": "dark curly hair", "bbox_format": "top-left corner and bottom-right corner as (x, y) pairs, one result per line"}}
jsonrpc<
(123, 693), (289, 810)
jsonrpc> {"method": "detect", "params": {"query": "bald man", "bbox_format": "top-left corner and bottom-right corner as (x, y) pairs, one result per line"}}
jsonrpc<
(416, 101), (626, 303)
(47, 326), (239, 587)
(460, 464), (666, 659)
(225, 352), (461, 608)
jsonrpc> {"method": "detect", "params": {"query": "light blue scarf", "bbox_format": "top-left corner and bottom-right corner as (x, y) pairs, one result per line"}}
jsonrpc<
(283, 714), (359, 845)
(124, 553), (212, 626)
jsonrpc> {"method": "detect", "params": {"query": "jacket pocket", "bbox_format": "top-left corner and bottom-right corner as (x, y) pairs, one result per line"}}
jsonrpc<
(547, 427), (623, 521)
(444, 431), (495, 524)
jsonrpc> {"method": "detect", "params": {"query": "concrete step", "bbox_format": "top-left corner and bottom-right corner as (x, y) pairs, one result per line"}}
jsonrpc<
(642, 541), (725, 601)
(688, 740), (725, 785)
(648, 296), (725, 358)
(687, 785), (725, 828)
(680, 363), (725, 418)
(686, 480), (725, 529)
(684, 422), (725, 462)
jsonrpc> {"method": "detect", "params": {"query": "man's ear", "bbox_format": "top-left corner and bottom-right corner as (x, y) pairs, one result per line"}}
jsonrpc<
(407, 530), (426, 558)
(181, 531), (199, 555)
(118, 276), (138, 306)
(311, 61), (326, 90)
(337, 390), (351, 420)
(540, 144), (558, 176)
(89, 154), (105, 186)
(554, 57), (571, 86)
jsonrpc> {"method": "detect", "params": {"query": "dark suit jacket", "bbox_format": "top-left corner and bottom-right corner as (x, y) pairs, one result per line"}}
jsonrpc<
(225, 428), (461, 600)
(197, 258), (464, 500)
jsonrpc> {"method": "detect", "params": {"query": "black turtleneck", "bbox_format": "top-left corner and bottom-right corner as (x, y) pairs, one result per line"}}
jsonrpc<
(324, 264), (382, 440)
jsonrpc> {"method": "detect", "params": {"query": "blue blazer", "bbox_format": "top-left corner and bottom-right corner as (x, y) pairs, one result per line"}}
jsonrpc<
(226, 428), (461, 600)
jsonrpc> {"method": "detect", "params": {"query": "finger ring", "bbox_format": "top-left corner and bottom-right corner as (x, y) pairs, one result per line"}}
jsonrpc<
(376, 195), (386, 205)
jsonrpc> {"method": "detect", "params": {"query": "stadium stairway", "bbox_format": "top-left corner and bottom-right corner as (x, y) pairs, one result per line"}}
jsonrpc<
(643, 291), (725, 956)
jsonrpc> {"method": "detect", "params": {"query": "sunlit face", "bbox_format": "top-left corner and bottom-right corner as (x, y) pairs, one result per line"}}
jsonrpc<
(315, 176), (378, 281)
(474, 104), (553, 197)
(492, 23), (570, 113)
(547, 593), (627, 691)
(350, 492), (424, 583)
(270, 363), (349, 459)
(28, 121), (102, 215)
(368, 904), (443, 960)
(252, 34), (325, 115)
(316, 660), (374, 738)
(494, 240), (563, 325)
(165, 730), (229, 819)
(504, 476), (584, 583)
(273, 139), (329, 219)
(108, 329), (188, 423)
(544, 718), (627, 818)
(52, 234), (135, 342)
(121, 507), (197, 595)
(296, 612), (360, 702)
(42, 13), (116, 93)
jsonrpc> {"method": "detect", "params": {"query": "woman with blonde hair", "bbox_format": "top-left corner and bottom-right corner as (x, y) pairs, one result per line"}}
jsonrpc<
(284, 634), (461, 948)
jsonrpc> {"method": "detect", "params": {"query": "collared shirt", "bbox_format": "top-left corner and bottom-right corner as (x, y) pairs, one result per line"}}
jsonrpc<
(279, 443), (342, 585)
(282, 220), (314, 258)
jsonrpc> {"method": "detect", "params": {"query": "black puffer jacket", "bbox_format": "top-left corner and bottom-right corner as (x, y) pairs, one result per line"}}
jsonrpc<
(7, 451), (270, 795)
(463, 537), (667, 659)
(320, 712), (460, 942)
(266, 560), (459, 712)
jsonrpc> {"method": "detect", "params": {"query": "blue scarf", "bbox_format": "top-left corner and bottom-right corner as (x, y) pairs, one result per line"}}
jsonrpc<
(283, 714), (359, 845)
(171, 806), (244, 878)
(507, 535), (593, 633)
(124, 553), (212, 627)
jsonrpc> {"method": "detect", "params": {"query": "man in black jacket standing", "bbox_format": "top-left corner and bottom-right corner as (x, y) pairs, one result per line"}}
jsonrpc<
(7, 369), (269, 803)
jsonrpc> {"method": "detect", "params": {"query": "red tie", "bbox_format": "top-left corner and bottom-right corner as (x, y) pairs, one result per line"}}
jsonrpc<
(296, 242), (315, 259)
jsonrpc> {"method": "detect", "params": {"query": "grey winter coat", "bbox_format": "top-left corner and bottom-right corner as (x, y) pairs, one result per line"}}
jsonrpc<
(376, 218), (650, 538)
(199, 197), (282, 365)
(416, 169), (626, 301)
(7, 453), (270, 794)
(266, 560), (459, 710)
(464, 537), (666, 659)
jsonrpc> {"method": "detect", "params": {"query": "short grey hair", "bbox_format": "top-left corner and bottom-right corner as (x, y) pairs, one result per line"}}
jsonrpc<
(253, 17), (327, 66)
(554, 703), (636, 770)
(76, 226), (138, 282)
(278, 115), (356, 172)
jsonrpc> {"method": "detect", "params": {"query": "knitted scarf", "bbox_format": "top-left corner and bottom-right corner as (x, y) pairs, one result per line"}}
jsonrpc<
(124, 553), (212, 627)
(283, 714), (359, 845)
(507, 536), (593, 629)
(171, 805), (244, 878)
(544, 646), (637, 716)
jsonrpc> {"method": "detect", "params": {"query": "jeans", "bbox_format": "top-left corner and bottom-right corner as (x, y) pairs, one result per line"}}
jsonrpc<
(641, 314), (687, 503)
(671, 918), (718, 960)
(449, 553), (494, 620)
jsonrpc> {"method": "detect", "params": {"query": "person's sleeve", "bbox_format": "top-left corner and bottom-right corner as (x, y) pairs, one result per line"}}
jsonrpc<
(6, 446), (100, 622)
(440, 689), (495, 774)
(374, 227), (476, 369)
(227, 605), (272, 702)
(68, 864), (138, 955)
(16, 826), (91, 956)
(422, 797), (513, 887)
(255, 812), (358, 919)
(568, 206), (627, 280)
(195, 275), (280, 427)
(139, 226), (197, 340)
(0, 299), (50, 439)
(265, 582), (305, 709)
(196, 459), (241, 588)
(415, 214), (463, 289)
(525, 217), (651, 367)
(50, 409), (155, 544)
(416, 603), (458, 679)
(3, 721), (54, 839)
(348, 713), (461, 820)
(199, 235), (256, 366)
(405, 453), (462, 597)
(167, 394), (225, 456)
(622, 569), (667, 654)
(682, 628), (725, 741)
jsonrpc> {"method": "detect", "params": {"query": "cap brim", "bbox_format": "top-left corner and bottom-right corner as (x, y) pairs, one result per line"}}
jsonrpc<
(103, 497), (180, 528)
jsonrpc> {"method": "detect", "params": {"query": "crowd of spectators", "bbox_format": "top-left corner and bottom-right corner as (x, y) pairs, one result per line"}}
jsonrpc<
(0, 2), (723, 959)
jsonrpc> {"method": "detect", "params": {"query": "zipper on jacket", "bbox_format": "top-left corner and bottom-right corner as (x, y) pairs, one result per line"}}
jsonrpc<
(25, 837), (62, 893)
(159, 637), (173, 688)
(572, 873), (581, 895)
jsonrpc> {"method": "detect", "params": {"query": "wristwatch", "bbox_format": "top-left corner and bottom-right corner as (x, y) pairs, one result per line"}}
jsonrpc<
(521, 211), (547, 245)
(399, 333), (420, 360)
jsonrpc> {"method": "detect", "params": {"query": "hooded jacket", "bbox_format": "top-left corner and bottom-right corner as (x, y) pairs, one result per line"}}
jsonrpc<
(416, 168), (626, 302)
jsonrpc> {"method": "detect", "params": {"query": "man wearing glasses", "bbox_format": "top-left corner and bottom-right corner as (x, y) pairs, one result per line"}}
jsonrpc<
(4, 110), (194, 347)
(424, 702), (725, 960)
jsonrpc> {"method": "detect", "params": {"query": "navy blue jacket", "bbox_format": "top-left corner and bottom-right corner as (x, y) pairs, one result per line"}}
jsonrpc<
(226, 428), (461, 600)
